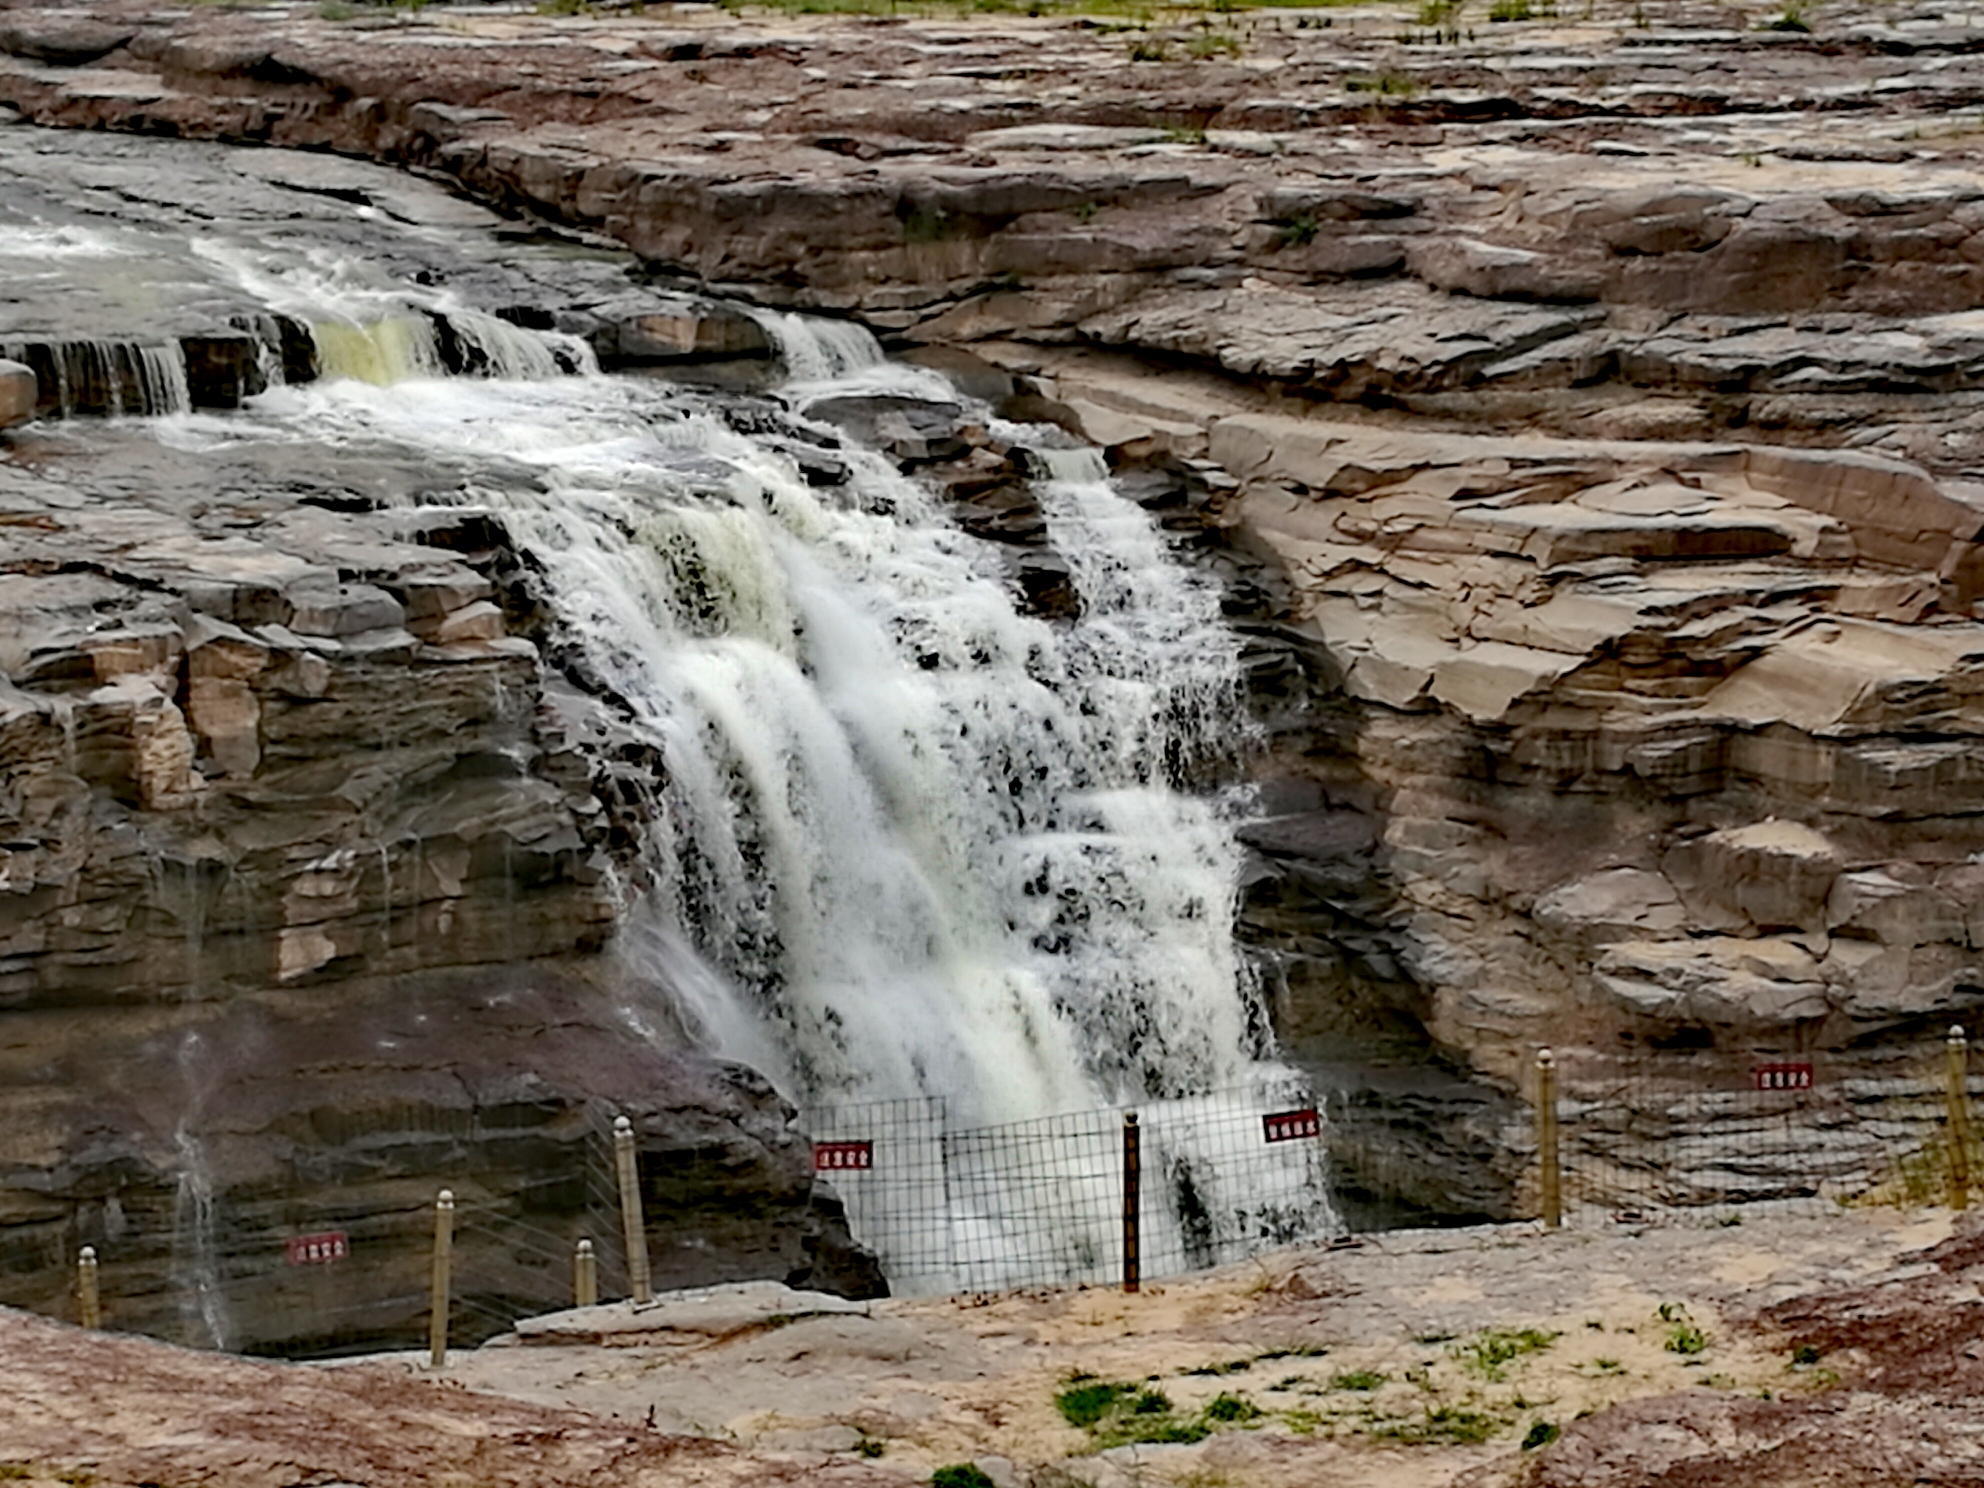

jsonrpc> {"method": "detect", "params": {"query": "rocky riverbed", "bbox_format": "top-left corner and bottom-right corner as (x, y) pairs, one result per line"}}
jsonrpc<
(9, 0), (1984, 1327)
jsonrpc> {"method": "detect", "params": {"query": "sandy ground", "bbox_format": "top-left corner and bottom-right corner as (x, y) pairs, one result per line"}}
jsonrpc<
(4, 1205), (1973, 1488)
(432, 1206), (1953, 1488)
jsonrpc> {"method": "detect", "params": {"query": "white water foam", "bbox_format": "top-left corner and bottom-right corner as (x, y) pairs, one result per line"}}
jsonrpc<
(155, 298), (1336, 1285)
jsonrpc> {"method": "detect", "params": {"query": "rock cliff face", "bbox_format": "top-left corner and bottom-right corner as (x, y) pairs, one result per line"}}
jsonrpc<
(0, 134), (885, 1349)
(9, 0), (1984, 1233)
(0, 414), (880, 1349)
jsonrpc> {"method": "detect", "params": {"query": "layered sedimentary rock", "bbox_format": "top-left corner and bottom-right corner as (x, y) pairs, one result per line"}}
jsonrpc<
(11, 0), (1984, 1224)
(0, 420), (879, 1349)
(11, 0), (1984, 470)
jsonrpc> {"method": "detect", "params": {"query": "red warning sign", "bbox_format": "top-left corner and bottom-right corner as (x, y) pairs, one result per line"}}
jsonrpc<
(1752, 1063), (1814, 1091)
(813, 1140), (874, 1171)
(1263, 1108), (1322, 1144)
(285, 1231), (349, 1266)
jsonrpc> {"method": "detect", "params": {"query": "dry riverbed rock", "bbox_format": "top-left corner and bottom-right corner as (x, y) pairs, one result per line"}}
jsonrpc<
(7, 1209), (1970, 1488)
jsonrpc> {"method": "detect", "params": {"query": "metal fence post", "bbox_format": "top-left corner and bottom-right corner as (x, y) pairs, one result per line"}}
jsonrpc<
(614, 1116), (652, 1304)
(77, 1246), (100, 1329)
(1536, 1048), (1561, 1230)
(1949, 1025), (1973, 1212)
(574, 1238), (598, 1308)
(429, 1188), (454, 1368)
(1122, 1111), (1141, 1295)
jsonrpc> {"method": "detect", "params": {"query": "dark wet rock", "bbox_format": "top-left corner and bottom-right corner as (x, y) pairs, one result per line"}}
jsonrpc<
(0, 17), (132, 66)
(800, 392), (969, 465)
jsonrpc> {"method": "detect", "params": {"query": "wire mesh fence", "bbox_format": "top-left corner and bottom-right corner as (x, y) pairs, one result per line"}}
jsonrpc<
(803, 1073), (1338, 1295)
(16, 1029), (1984, 1360)
(1545, 1036), (1981, 1225)
(2, 1102), (638, 1358)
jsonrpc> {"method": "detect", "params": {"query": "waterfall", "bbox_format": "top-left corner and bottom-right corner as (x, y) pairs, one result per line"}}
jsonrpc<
(172, 1032), (232, 1350)
(2, 338), (191, 417)
(152, 279), (1335, 1283)
(760, 312), (887, 384)
(166, 353), (1265, 1124)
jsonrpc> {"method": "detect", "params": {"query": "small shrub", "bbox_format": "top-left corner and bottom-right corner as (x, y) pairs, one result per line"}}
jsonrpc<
(1791, 1343), (1825, 1367)
(1132, 1389), (1172, 1415)
(1128, 37), (1167, 59)
(855, 1436), (886, 1458)
(1344, 71), (1419, 97)
(1186, 30), (1241, 56)
(1761, 2), (1810, 28)
(1057, 1378), (1132, 1429)
(1659, 1303), (1707, 1356)
(1331, 1369), (1387, 1391)
(1451, 1327), (1560, 1381)
(1274, 213), (1319, 247)
(1522, 1419), (1560, 1450)
(931, 1467), (995, 1488)
(1488, 0), (1530, 19)
(1204, 1392), (1261, 1423)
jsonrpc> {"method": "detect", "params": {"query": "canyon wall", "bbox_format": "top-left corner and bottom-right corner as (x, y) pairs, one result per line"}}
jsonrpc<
(8, 0), (1984, 1237)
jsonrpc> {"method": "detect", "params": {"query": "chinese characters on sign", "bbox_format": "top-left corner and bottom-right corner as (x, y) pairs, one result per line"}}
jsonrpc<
(1752, 1063), (1815, 1091)
(285, 1232), (349, 1266)
(813, 1140), (875, 1171)
(1263, 1108), (1322, 1144)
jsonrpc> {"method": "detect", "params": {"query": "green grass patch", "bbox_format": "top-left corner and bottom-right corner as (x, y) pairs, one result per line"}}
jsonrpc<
(1659, 1304), (1707, 1356)
(1204, 1392), (1261, 1422)
(931, 1468), (994, 1488)
(1522, 1419), (1560, 1450)
(1057, 1378), (1133, 1429)
(1376, 1404), (1503, 1445)
(1449, 1328), (1560, 1381)
(1331, 1369), (1388, 1391)
(1344, 71), (1418, 97)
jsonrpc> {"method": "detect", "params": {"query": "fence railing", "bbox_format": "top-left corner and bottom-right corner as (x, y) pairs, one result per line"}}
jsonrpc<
(10, 1103), (642, 1360)
(1531, 1026), (1984, 1224)
(24, 1026), (1984, 1357)
(805, 1077), (1338, 1295)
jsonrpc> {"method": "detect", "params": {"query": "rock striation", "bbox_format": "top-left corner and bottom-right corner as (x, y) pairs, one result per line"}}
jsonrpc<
(0, 419), (880, 1350)
(11, 0), (1984, 1225)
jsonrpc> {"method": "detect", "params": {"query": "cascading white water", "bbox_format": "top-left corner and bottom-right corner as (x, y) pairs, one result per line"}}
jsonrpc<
(1, 339), (193, 417)
(163, 343), (1261, 1123)
(153, 285), (1335, 1287)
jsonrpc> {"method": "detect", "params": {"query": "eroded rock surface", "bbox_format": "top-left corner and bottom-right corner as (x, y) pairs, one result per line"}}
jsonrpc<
(11, 0), (1984, 1230)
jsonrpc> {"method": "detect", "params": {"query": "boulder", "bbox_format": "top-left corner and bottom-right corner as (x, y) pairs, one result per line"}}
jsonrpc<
(800, 392), (969, 465)
(0, 359), (35, 428)
(594, 295), (774, 365)
(1666, 821), (1843, 936)
(1594, 937), (1832, 1031)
